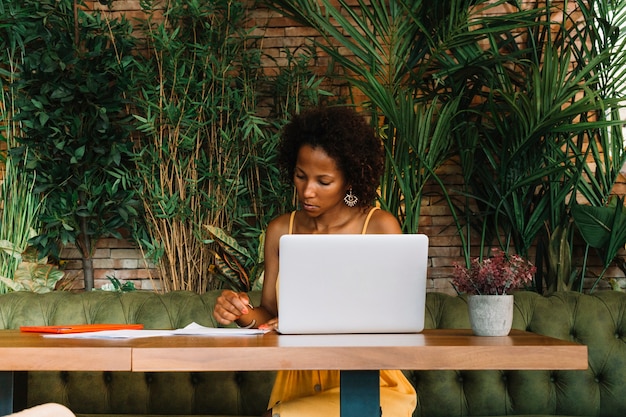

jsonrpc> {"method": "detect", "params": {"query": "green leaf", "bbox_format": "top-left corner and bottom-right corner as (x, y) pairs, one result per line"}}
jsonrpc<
(572, 203), (614, 249)
(572, 197), (626, 266)
(204, 225), (251, 261)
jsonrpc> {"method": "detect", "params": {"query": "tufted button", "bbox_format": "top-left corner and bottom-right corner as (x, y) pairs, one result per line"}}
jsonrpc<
(314, 384), (322, 392)
(145, 374), (154, 384)
(409, 372), (419, 384)
(235, 372), (244, 385)
(549, 371), (557, 383)
(103, 372), (113, 383)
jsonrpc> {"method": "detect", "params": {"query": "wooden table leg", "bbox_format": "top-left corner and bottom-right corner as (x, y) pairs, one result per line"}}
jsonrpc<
(0, 371), (27, 415)
(340, 370), (380, 417)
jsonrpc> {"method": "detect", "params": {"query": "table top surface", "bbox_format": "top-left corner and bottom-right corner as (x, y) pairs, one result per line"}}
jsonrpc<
(0, 329), (588, 372)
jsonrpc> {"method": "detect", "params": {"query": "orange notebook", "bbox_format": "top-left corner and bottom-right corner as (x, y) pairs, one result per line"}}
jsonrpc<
(20, 324), (144, 334)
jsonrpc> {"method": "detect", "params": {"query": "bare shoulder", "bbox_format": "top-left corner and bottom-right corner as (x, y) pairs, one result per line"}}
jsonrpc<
(366, 208), (402, 234)
(265, 212), (293, 249)
(266, 212), (292, 237)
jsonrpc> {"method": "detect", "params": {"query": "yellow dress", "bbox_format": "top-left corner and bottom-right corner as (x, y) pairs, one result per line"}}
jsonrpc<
(268, 208), (418, 416)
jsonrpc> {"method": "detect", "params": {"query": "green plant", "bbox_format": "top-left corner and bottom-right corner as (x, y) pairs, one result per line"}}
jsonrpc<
(130, 0), (271, 292)
(130, 0), (326, 293)
(266, 44), (333, 118)
(0, 0), (45, 293)
(418, 0), (626, 284)
(463, 0), (626, 291)
(101, 275), (136, 292)
(9, 0), (140, 291)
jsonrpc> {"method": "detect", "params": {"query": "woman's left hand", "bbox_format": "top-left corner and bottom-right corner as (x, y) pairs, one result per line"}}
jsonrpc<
(259, 317), (279, 331)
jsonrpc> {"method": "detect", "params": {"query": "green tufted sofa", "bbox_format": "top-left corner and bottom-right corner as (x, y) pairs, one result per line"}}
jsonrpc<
(1, 290), (624, 417)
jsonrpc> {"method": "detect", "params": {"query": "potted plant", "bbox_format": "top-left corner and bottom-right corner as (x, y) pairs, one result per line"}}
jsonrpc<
(452, 249), (536, 336)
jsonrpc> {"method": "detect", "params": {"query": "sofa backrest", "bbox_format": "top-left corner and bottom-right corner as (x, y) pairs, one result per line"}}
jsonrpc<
(0, 291), (234, 330)
(413, 291), (626, 417)
(1, 290), (272, 416)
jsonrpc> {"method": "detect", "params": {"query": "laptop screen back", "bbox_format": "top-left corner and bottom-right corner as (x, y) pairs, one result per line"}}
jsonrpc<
(277, 234), (428, 334)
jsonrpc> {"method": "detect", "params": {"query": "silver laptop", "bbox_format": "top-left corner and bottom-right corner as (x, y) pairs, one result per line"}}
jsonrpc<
(277, 234), (428, 334)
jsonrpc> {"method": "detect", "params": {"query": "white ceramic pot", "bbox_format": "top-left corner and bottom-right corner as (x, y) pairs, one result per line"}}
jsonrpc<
(467, 294), (514, 336)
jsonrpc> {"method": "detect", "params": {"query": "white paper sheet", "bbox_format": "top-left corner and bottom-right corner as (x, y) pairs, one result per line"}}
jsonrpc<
(172, 322), (270, 336)
(43, 322), (270, 339)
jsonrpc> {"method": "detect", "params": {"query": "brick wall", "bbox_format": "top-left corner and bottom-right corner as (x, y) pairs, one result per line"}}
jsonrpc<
(59, 238), (161, 291)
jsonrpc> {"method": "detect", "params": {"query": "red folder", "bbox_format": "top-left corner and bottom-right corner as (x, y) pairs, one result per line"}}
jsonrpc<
(20, 324), (144, 334)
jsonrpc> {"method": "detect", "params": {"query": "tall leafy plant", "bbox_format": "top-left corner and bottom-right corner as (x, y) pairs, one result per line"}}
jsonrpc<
(130, 0), (297, 292)
(467, 1), (626, 292)
(565, 0), (626, 291)
(11, 0), (140, 291)
(443, 0), (625, 293)
(423, 1), (626, 292)
(0, 0), (44, 292)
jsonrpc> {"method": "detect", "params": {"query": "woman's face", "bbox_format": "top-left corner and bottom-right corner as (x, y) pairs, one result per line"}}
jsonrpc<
(294, 144), (348, 216)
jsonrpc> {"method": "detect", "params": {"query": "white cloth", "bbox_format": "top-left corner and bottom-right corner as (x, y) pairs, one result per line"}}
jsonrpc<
(8, 404), (75, 417)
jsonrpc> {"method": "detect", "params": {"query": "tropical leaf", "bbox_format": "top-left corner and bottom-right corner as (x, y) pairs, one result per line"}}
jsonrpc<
(204, 225), (251, 263)
(204, 225), (265, 292)
(0, 240), (22, 259)
(545, 223), (573, 294)
(0, 258), (64, 293)
(571, 197), (626, 259)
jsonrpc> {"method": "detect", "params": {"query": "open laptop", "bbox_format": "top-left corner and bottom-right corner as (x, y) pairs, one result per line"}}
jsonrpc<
(277, 234), (428, 334)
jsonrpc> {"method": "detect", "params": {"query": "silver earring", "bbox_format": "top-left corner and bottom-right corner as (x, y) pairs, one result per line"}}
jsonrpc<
(344, 188), (358, 207)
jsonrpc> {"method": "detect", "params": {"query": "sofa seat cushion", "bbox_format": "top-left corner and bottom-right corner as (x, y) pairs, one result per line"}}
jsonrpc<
(28, 371), (274, 417)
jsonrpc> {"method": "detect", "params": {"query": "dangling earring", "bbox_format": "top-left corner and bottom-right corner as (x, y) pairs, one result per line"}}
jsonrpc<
(344, 188), (358, 207)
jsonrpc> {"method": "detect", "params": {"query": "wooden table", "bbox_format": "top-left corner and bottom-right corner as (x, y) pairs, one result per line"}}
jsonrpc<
(0, 329), (588, 417)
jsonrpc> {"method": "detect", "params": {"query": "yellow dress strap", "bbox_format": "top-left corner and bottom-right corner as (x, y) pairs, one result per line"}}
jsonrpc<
(290, 208), (378, 234)
(361, 207), (380, 234)
(289, 210), (297, 234)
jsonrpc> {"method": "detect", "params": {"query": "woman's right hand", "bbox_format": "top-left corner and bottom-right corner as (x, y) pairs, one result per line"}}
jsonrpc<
(212, 290), (252, 325)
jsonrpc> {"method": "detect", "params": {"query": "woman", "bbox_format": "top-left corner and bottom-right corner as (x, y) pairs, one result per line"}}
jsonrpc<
(212, 106), (417, 417)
